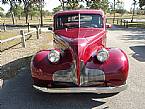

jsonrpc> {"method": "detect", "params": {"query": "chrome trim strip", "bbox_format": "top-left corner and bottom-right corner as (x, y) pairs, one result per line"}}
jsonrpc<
(33, 84), (127, 94)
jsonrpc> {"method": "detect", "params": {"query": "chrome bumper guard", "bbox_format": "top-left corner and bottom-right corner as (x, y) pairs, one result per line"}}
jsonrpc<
(33, 84), (127, 94)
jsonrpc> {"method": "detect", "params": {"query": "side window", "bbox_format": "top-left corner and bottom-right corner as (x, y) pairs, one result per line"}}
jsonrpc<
(55, 14), (79, 29)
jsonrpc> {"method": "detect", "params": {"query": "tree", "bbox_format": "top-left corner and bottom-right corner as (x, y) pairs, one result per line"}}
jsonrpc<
(131, 0), (137, 22)
(43, 10), (52, 17)
(22, 0), (33, 23)
(88, 0), (109, 13)
(111, 0), (122, 23)
(0, 7), (4, 17)
(53, 5), (62, 14)
(0, 7), (4, 11)
(39, 0), (44, 26)
(1, 0), (22, 24)
(139, 0), (145, 9)
(66, 0), (79, 9)
(29, 5), (39, 20)
(59, 0), (80, 10)
(1, 0), (15, 24)
(115, 0), (126, 16)
(13, 4), (23, 20)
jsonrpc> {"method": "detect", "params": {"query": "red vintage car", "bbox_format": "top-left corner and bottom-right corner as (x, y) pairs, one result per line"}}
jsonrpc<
(31, 10), (129, 93)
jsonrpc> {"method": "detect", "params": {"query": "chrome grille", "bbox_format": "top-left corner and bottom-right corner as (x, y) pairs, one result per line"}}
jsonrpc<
(80, 60), (105, 86)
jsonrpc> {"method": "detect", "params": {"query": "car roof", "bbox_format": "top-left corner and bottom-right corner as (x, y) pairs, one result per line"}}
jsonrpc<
(54, 9), (104, 17)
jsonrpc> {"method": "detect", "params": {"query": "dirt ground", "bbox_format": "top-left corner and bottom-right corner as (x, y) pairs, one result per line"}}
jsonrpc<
(1, 31), (53, 79)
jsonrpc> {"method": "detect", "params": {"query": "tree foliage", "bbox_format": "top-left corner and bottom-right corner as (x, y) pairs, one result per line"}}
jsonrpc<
(139, 0), (145, 9)
(53, 5), (62, 14)
(0, 7), (4, 11)
(13, 4), (23, 19)
(0, 7), (4, 17)
(88, 0), (109, 13)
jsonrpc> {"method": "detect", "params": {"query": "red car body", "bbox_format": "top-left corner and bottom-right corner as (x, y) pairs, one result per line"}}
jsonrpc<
(31, 10), (129, 93)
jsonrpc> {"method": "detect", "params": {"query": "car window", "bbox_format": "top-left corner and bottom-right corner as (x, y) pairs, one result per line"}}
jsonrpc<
(80, 14), (103, 28)
(55, 14), (79, 30)
(55, 14), (103, 30)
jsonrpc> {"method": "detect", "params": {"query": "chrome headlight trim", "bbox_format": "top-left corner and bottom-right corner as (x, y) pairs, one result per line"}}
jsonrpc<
(48, 49), (60, 63)
(97, 48), (109, 62)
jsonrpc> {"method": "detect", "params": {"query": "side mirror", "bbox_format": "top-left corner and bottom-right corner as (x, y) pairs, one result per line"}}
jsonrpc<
(48, 27), (53, 30)
(106, 23), (112, 28)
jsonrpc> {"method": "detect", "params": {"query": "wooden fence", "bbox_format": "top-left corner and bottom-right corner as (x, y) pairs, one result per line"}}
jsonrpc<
(107, 18), (145, 28)
(0, 25), (41, 51)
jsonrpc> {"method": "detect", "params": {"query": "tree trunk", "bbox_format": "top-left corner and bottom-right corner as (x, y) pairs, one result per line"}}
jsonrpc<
(10, 1), (15, 25)
(40, 2), (43, 26)
(25, 13), (28, 24)
(31, 15), (33, 20)
(11, 11), (15, 25)
(131, 0), (136, 22)
(113, 0), (116, 24)
(18, 15), (21, 20)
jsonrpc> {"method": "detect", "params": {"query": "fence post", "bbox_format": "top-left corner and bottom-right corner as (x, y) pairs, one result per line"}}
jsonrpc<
(3, 23), (6, 31)
(120, 19), (122, 26)
(126, 21), (128, 28)
(36, 26), (40, 39)
(20, 30), (26, 48)
(117, 19), (119, 24)
(124, 20), (126, 27)
(38, 24), (41, 34)
(28, 23), (30, 32)
(113, 18), (115, 24)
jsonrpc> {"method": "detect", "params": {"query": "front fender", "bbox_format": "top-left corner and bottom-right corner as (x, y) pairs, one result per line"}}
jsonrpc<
(31, 49), (73, 81)
(86, 48), (129, 86)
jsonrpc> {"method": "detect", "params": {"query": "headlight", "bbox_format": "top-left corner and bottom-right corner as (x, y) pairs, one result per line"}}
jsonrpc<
(97, 48), (109, 62)
(48, 49), (60, 63)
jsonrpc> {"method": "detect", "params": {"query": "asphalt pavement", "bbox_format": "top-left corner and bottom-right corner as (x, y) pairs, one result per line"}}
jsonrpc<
(0, 27), (145, 109)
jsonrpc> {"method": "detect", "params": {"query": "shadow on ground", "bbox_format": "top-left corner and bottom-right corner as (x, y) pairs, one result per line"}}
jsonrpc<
(109, 25), (145, 32)
(130, 45), (145, 62)
(109, 25), (145, 43)
(122, 33), (145, 41)
(1, 56), (32, 79)
(0, 56), (118, 109)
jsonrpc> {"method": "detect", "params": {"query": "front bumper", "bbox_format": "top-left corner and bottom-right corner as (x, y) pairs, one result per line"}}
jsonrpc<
(33, 84), (127, 94)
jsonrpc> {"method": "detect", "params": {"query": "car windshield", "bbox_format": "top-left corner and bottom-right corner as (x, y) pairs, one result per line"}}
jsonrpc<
(55, 14), (103, 30)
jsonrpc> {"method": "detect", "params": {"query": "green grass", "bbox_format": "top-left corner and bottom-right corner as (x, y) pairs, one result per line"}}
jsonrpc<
(106, 13), (145, 19)
(128, 22), (145, 28)
(0, 32), (53, 52)
(106, 17), (145, 29)
(0, 30), (29, 40)
(0, 31), (18, 40)
(106, 13), (145, 28)
(0, 30), (33, 51)
(0, 16), (53, 25)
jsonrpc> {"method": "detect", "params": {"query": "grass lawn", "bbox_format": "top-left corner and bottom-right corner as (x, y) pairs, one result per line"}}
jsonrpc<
(0, 30), (29, 40)
(106, 13), (145, 19)
(128, 22), (145, 28)
(0, 16), (53, 25)
(0, 32), (53, 52)
(0, 31), (18, 40)
(106, 13), (145, 29)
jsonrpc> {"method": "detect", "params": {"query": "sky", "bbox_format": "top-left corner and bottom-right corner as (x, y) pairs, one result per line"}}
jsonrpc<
(0, 0), (139, 13)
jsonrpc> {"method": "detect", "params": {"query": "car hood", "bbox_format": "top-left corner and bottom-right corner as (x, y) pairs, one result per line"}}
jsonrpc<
(54, 28), (104, 39)
(54, 28), (105, 61)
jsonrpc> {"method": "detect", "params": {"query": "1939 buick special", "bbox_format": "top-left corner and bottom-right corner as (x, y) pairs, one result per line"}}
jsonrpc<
(31, 10), (129, 93)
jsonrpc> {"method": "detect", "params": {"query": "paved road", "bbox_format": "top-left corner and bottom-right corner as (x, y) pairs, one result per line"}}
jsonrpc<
(0, 27), (145, 109)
